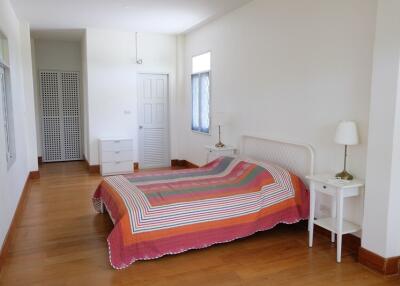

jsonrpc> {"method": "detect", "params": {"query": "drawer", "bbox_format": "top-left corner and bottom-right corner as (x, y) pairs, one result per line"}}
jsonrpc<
(313, 181), (336, 195)
(208, 149), (235, 155)
(208, 150), (235, 162)
(100, 139), (132, 152)
(101, 161), (133, 176)
(101, 150), (133, 163)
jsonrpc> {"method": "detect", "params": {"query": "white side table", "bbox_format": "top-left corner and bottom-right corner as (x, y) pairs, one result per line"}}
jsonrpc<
(306, 174), (364, 262)
(205, 145), (236, 163)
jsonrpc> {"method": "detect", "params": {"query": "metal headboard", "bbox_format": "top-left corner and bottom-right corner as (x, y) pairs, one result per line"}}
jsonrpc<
(240, 135), (314, 185)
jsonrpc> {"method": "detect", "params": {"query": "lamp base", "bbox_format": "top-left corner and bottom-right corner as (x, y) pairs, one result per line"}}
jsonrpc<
(215, 142), (225, 148)
(335, 170), (353, 181)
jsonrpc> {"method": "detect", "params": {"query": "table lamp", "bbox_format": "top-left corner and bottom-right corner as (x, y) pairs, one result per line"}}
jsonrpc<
(214, 112), (230, 148)
(334, 120), (359, 180)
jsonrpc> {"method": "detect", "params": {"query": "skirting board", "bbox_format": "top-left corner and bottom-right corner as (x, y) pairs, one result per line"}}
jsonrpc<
(299, 220), (361, 256)
(171, 159), (199, 169)
(84, 159), (100, 174)
(305, 221), (399, 275)
(88, 164), (100, 174)
(29, 170), (40, 180)
(86, 160), (199, 175)
(359, 247), (400, 275)
(0, 171), (37, 272)
(133, 160), (198, 171)
(84, 161), (137, 174)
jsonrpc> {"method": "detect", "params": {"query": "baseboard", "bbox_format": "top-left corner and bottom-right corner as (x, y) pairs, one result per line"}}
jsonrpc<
(84, 160), (139, 174)
(85, 159), (198, 174)
(298, 220), (360, 255)
(315, 223), (361, 255)
(171, 159), (199, 168)
(84, 158), (100, 174)
(359, 247), (400, 275)
(185, 160), (199, 168)
(88, 165), (100, 174)
(29, 170), (40, 180)
(171, 159), (186, 167)
(303, 221), (400, 275)
(0, 173), (32, 272)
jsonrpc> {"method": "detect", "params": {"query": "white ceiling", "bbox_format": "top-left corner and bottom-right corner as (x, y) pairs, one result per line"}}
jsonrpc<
(11, 0), (253, 34)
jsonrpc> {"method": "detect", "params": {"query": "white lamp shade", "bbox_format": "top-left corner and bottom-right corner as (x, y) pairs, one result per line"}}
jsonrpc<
(214, 112), (231, 126)
(334, 121), (359, 145)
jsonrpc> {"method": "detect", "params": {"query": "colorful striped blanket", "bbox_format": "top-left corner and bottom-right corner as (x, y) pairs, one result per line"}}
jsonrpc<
(93, 156), (309, 269)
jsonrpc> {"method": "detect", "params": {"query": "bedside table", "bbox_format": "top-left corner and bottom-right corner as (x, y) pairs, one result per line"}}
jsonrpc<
(306, 174), (364, 263)
(205, 145), (236, 163)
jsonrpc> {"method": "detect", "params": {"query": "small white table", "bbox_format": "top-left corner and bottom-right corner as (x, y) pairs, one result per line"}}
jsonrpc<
(205, 145), (236, 163)
(306, 174), (364, 262)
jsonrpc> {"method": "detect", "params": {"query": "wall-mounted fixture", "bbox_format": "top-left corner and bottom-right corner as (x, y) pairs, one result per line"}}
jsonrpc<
(135, 32), (143, 65)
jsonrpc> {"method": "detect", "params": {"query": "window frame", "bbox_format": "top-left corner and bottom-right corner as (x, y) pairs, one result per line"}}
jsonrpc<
(0, 32), (16, 169)
(191, 51), (211, 135)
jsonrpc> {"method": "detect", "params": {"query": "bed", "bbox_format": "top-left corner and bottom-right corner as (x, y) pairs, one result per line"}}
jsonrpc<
(93, 136), (314, 269)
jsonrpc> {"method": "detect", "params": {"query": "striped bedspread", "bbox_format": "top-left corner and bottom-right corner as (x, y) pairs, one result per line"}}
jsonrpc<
(93, 156), (309, 269)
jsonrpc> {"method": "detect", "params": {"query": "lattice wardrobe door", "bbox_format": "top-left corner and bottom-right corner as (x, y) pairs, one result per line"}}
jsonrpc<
(61, 71), (82, 161)
(40, 71), (63, 162)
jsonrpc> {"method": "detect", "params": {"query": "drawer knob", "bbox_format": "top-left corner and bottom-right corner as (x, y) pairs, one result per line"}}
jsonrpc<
(323, 185), (327, 189)
(115, 151), (120, 154)
(114, 140), (120, 143)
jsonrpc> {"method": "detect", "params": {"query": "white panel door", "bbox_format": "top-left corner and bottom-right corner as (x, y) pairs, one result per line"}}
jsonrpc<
(138, 74), (170, 169)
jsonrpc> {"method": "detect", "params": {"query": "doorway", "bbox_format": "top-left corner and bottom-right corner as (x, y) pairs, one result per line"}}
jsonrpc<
(137, 73), (170, 169)
(39, 70), (82, 162)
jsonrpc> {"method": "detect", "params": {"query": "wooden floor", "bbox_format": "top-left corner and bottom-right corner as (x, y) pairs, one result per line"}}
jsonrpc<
(0, 161), (398, 286)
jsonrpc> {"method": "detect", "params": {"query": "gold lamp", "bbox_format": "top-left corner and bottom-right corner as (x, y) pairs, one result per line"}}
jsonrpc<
(214, 112), (230, 148)
(334, 120), (359, 180)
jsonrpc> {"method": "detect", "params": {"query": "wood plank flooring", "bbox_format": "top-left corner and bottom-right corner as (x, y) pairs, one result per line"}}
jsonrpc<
(0, 161), (398, 285)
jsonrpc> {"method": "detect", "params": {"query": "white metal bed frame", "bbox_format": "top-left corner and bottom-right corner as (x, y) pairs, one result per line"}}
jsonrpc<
(240, 135), (315, 186)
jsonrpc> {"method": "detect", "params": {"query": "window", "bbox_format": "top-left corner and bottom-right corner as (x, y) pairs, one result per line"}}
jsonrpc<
(0, 33), (15, 169)
(191, 52), (211, 134)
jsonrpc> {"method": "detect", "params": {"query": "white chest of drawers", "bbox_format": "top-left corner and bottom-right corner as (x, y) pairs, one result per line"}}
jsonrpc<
(99, 138), (134, 176)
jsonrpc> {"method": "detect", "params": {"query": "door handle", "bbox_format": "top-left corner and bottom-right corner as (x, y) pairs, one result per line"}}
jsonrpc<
(139, 125), (143, 130)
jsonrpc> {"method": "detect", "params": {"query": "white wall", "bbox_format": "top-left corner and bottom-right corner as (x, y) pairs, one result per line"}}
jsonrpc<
(177, 0), (377, 226)
(30, 38), (40, 160)
(19, 25), (37, 173)
(33, 39), (82, 157)
(34, 39), (82, 71)
(362, 0), (400, 258)
(0, 0), (36, 249)
(81, 31), (90, 160)
(85, 29), (178, 165)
